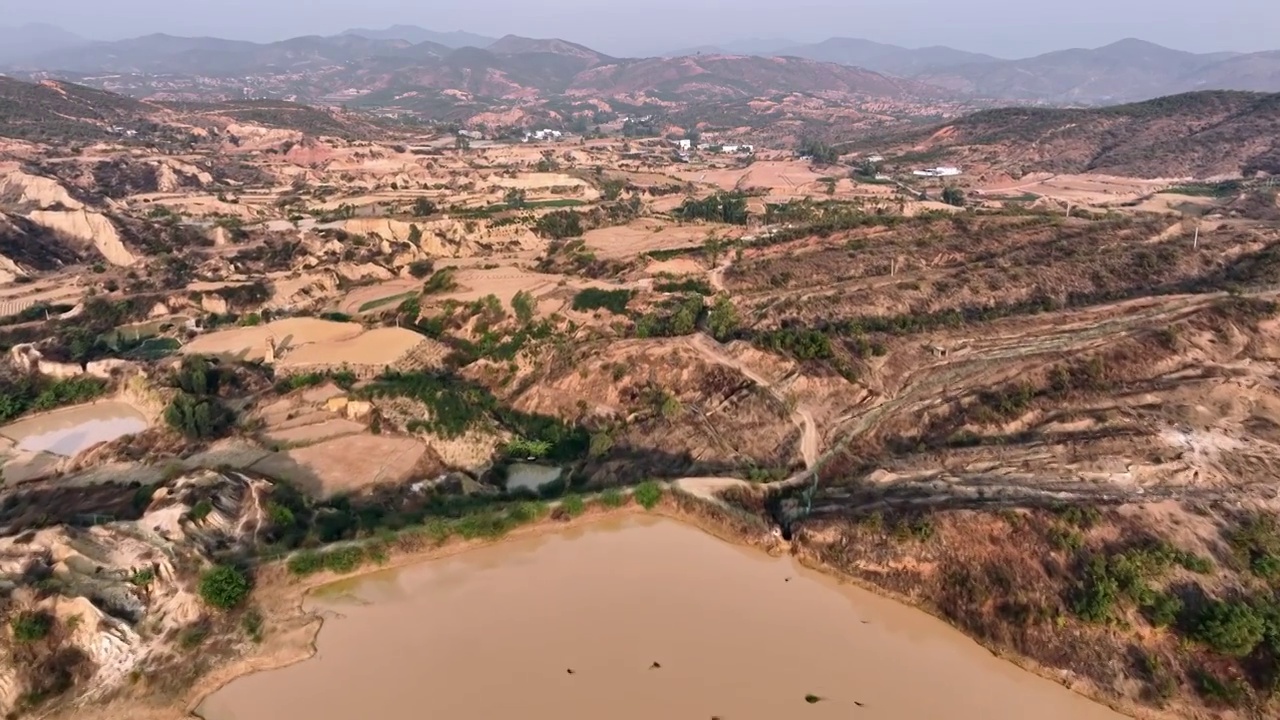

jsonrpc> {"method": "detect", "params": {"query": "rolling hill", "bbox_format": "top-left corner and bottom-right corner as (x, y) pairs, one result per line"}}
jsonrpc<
(570, 55), (928, 101)
(871, 90), (1280, 178)
(0, 76), (156, 142)
(911, 39), (1280, 104)
(777, 37), (999, 77)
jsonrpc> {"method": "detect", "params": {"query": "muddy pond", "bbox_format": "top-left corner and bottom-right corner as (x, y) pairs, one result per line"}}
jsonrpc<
(504, 462), (563, 492)
(0, 401), (147, 457)
(199, 516), (1126, 720)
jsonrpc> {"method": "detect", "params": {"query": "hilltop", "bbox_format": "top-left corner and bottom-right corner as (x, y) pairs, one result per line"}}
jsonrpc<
(866, 90), (1280, 179)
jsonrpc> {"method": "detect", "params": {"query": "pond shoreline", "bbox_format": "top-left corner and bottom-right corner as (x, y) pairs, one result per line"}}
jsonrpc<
(75, 488), (1156, 720)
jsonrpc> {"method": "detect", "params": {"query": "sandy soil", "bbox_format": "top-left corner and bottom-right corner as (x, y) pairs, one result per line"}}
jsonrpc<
(263, 418), (365, 446)
(277, 327), (428, 369)
(673, 160), (828, 195)
(249, 434), (428, 498)
(974, 173), (1175, 206)
(181, 318), (364, 361)
(645, 258), (705, 276)
(582, 218), (741, 258)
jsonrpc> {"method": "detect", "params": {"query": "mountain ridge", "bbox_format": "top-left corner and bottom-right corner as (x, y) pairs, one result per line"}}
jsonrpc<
(866, 89), (1280, 178)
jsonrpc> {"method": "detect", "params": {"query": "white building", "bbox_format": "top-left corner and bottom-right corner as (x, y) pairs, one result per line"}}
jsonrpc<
(676, 138), (692, 151)
(912, 166), (961, 178)
(524, 129), (565, 142)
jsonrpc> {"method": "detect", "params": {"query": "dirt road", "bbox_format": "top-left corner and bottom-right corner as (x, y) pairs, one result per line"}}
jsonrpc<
(681, 334), (818, 469)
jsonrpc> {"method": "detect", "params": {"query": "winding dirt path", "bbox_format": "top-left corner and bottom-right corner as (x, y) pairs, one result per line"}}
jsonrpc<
(681, 334), (819, 470)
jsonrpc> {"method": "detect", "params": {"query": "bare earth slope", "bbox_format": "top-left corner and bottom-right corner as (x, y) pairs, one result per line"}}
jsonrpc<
(871, 90), (1280, 178)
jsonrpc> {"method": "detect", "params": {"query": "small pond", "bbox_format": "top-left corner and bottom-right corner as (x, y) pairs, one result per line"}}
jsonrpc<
(0, 401), (148, 457)
(504, 462), (564, 492)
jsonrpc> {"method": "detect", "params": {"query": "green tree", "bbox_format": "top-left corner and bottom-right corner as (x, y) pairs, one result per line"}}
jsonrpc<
(198, 565), (251, 610)
(798, 138), (840, 165)
(512, 290), (536, 324)
(707, 294), (739, 342)
(165, 393), (235, 439)
(942, 186), (966, 207)
(407, 259), (434, 279)
(534, 209), (583, 239)
(454, 134), (471, 151)
(503, 188), (527, 209)
(175, 356), (220, 396)
(703, 234), (725, 265)
(407, 224), (423, 245)
(412, 197), (437, 217)
(601, 179), (626, 201)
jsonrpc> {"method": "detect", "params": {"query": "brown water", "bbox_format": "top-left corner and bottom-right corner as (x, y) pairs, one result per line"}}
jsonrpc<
(199, 517), (1127, 720)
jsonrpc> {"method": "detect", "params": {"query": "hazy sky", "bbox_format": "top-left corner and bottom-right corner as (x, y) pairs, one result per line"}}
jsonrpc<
(7, 0), (1278, 57)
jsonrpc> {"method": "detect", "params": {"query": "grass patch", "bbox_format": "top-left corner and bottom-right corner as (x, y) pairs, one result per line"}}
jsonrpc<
(598, 488), (626, 508)
(560, 494), (586, 518)
(1165, 181), (1242, 198)
(358, 291), (418, 313)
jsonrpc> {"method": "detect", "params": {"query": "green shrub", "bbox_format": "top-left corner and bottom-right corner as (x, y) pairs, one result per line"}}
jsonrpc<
(706, 294), (739, 342)
(198, 565), (251, 610)
(179, 624), (209, 649)
(534, 210), (584, 239)
(571, 288), (632, 314)
(1193, 667), (1249, 707)
(242, 609), (264, 643)
(1227, 513), (1280, 579)
(454, 513), (512, 540)
(599, 488), (626, 508)
(1192, 599), (1266, 656)
(560, 494), (586, 518)
(164, 393), (235, 439)
(509, 501), (547, 525)
(654, 278), (713, 296)
(10, 611), (52, 643)
(512, 290), (536, 324)
(1142, 592), (1183, 628)
(287, 551), (325, 576)
(422, 268), (459, 295)
(674, 192), (749, 224)
(189, 499), (214, 522)
(633, 481), (664, 510)
(322, 546), (365, 574)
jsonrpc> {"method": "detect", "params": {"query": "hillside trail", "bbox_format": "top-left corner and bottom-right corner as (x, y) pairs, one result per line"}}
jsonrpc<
(677, 288), (1280, 508)
(682, 334), (817, 467)
(708, 257), (731, 293)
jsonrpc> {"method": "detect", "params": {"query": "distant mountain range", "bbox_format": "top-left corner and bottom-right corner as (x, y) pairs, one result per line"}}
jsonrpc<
(0, 23), (90, 64)
(339, 25), (495, 49)
(1, 25), (1278, 107)
(663, 36), (1280, 104)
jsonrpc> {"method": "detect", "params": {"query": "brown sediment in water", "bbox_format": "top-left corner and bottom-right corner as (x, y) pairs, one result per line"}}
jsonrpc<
(193, 503), (1127, 720)
(73, 497), (1148, 720)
